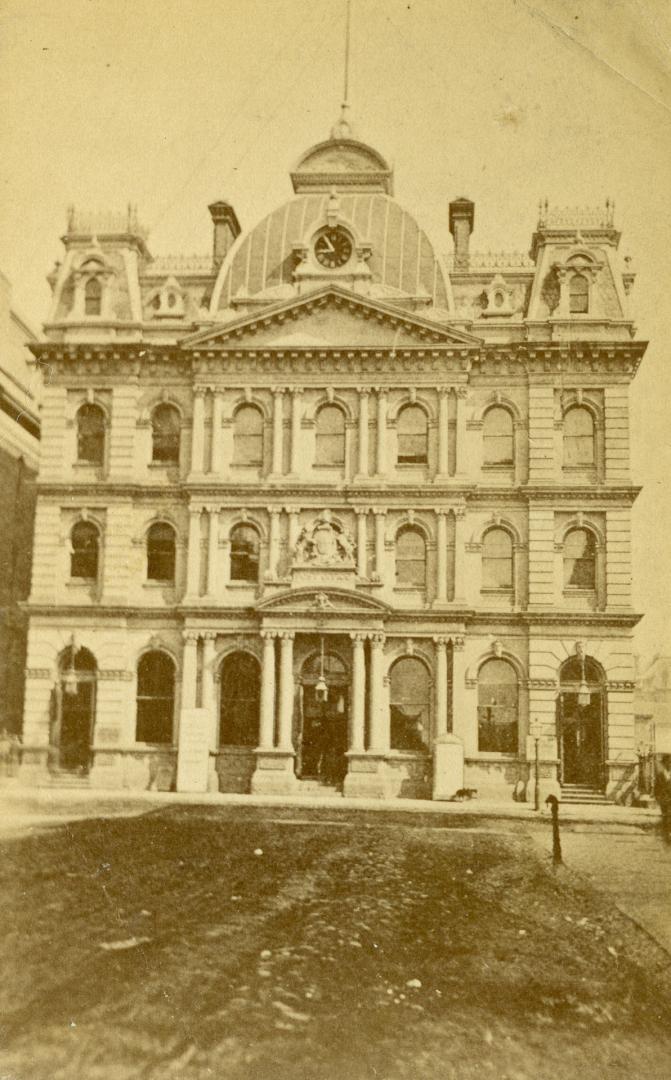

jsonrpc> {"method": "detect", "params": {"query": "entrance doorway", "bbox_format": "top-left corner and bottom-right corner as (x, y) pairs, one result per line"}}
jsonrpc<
(298, 651), (348, 785)
(55, 646), (97, 772)
(558, 655), (606, 788)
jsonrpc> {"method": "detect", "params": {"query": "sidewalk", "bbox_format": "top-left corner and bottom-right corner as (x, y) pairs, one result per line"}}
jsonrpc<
(0, 780), (660, 834)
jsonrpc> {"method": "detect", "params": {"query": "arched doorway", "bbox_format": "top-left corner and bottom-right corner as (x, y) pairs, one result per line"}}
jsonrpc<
(298, 649), (348, 784)
(219, 651), (261, 746)
(558, 654), (606, 788)
(55, 645), (97, 771)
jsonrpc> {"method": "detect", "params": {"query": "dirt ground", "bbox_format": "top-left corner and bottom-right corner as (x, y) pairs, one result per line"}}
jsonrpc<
(1, 806), (670, 1080)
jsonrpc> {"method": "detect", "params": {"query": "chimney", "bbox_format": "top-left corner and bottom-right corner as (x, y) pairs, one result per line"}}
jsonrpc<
(449, 197), (475, 270)
(208, 201), (241, 269)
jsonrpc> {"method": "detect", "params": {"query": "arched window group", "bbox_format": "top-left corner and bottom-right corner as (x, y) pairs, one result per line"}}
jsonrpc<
(147, 523), (176, 583)
(397, 405), (428, 465)
(70, 521), (100, 580)
(151, 403), (181, 464)
(233, 405), (264, 467)
(482, 528), (513, 590)
(563, 406), (595, 467)
(76, 403), (106, 466)
(563, 527), (596, 590)
(135, 651), (175, 744)
(395, 527), (426, 588)
(230, 524), (260, 582)
(477, 658), (518, 753)
(315, 405), (346, 466)
(482, 406), (514, 466)
(389, 657), (430, 751)
(219, 652), (261, 746)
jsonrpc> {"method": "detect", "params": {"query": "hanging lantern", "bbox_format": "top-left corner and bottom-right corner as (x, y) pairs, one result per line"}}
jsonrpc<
(577, 652), (590, 707)
(63, 646), (78, 696)
(336, 695), (345, 714)
(315, 637), (329, 702)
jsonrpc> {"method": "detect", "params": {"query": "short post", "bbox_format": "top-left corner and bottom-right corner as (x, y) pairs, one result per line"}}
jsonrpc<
(545, 794), (562, 866)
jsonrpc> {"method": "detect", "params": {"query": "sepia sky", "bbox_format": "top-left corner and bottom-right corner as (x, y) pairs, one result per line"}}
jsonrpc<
(1, 0), (670, 660)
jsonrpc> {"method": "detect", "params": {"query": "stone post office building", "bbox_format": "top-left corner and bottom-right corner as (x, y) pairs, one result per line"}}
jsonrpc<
(22, 120), (645, 801)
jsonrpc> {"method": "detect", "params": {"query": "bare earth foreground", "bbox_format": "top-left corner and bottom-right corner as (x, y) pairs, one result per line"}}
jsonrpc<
(1, 807), (670, 1080)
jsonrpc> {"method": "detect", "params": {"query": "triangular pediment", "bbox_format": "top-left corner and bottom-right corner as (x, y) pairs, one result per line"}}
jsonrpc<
(181, 286), (482, 350)
(256, 587), (391, 616)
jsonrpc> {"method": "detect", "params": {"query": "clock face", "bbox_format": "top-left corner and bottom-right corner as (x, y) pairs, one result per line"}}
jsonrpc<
(314, 228), (353, 269)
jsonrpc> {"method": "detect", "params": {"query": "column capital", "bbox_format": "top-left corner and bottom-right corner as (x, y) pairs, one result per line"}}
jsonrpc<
(355, 506), (370, 517)
(266, 505), (282, 517)
(280, 631), (295, 642)
(349, 631), (367, 643)
(433, 635), (450, 647)
(205, 503), (220, 515)
(374, 386), (388, 398)
(372, 506), (387, 517)
(370, 632), (386, 647)
(456, 385), (469, 399)
(202, 630), (217, 642)
(357, 385), (372, 397)
(284, 504), (301, 515)
(436, 508), (449, 519)
(272, 386), (286, 397)
(193, 385), (208, 399)
(261, 630), (279, 642)
(290, 385), (304, 396)
(453, 634), (465, 651)
(453, 505), (467, 519)
(438, 385), (451, 399)
(183, 630), (200, 644)
(189, 505), (204, 518)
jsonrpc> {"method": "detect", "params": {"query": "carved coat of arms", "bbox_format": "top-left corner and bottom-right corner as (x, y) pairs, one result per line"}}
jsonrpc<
(294, 511), (356, 567)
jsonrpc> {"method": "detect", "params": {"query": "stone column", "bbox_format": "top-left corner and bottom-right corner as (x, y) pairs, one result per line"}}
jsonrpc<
(271, 388), (285, 477)
(267, 507), (281, 580)
(434, 509), (448, 605)
(373, 508), (386, 582)
(368, 634), (388, 752)
(286, 506), (300, 572)
(433, 636), (449, 737)
(258, 631), (277, 749)
(289, 387), (303, 475)
(357, 387), (370, 478)
(356, 508), (368, 578)
(201, 631), (217, 748)
(349, 633), (366, 753)
(375, 388), (388, 477)
(451, 635), (468, 741)
(206, 506), (219, 597)
(210, 392), (223, 474)
(278, 633), (295, 750)
(181, 631), (199, 710)
(437, 387), (450, 479)
(186, 507), (202, 598)
(453, 506), (466, 603)
(191, 388), (206, 475)
(455, 386), (468, 477)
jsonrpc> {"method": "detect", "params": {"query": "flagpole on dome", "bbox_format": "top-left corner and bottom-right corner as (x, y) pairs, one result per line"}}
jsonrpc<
(331, 0), (355, 141)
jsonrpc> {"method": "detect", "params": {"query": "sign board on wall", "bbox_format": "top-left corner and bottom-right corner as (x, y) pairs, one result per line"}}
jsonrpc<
(176, 708), (210, 793)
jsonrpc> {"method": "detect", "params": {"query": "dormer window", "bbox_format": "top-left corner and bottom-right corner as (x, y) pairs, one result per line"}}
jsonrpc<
(569, 273), (589, 314)
(84, 278), (102, 316)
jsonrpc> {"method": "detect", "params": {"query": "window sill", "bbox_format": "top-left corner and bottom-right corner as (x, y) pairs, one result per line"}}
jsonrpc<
(214, 745), (256, 754)
(387, 749), (430, 760)
(143, 581), (176, 590)
(393, 586), (427, 595)
(563, 588), (597, 597)
(148, 461), (180, 471)
(472, 752), (521, 762)
(482, 464), (514, 471)
(72, 462), (104, 475)
(480, 587), (514, 595)
(66, 579), (97, 587)
(313, 463), (346, 471)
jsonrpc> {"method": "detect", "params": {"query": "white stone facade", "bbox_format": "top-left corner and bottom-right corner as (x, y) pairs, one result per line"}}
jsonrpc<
(21, 133), (644, 801)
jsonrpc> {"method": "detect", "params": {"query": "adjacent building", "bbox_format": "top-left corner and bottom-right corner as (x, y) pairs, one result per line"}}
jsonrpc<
(0, 272), (40, 736)
(21, 119), (645, 800)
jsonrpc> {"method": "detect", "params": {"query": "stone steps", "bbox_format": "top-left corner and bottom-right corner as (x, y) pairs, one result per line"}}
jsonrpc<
(560, 784), (609, 805)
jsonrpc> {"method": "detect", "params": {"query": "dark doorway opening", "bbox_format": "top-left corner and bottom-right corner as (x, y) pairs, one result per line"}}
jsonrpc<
(558, 655), (606, 789)
(56, 646), (97, 772)
(298, 650), (348, 785)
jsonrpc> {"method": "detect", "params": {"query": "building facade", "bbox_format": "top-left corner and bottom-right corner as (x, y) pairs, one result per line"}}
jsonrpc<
(22, 123), (645, 800)
(0, 271), (40, 736)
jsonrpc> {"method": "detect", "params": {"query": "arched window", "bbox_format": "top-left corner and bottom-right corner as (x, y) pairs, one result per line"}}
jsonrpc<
(135, 651), (175, 744)
(84, 277), (102, 316)
(146, 522), (176, 583)
(76, 403), (105, 466)
(315, 405), (346, 467)
(482, 528), (513, 590)
(390, 657), (430, 751)
(397, 405), (428, 464)
(563, 406), (595, 466)
(219, 652), (261, 746)
(563, 528), (596, 590)
(230, 524), (260, 582)
(569, 274), (589, 314)
(151, 403), (181, 464)
(395, 528), (426, 587)
(558, 655), (605, 787)
(233, 405), (264, 466)
(70, 521), (100, 579)
(483, 406), (514, 466)
(57, 646), (97, 771)
(477, 658), (518, 753)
